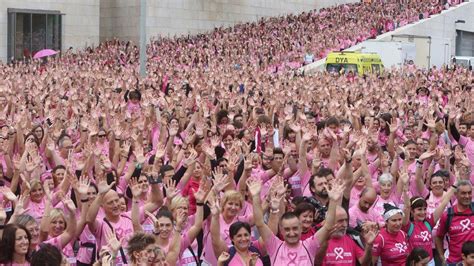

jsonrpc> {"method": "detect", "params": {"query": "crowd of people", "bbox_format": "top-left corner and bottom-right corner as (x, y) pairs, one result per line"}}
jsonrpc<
(0, 0), (473, 266)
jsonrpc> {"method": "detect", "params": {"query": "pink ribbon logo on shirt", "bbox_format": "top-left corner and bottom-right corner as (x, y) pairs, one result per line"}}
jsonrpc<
(395, 243), (407, 253)
(420, 231), (430, 241)
(334, 247), (344, 260)
(288, 252), (298, 265)
(460, 219), (471, 232)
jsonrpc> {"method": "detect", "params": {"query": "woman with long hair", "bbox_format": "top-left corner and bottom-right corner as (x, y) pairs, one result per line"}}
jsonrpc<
(0, 224), (32, 266)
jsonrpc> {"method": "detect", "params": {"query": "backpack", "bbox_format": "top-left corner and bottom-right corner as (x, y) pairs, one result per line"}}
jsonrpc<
(224, 245), (262, 266)
(407, 221), (432, 238)
(445, 202), (474, 231)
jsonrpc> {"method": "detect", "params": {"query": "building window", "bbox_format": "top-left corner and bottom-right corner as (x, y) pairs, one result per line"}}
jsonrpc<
(7, 9), (62, 60)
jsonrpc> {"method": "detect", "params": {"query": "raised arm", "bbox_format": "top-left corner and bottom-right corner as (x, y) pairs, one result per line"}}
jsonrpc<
(314, 179), (344, 241)
(58, 198), (78, 248)
(209, 198), (227, 259)
(86, 175), (115, 233)
(187, 184), (208, 242)
(130, 178), (143, 232)
(249, 178), (275, 244)
(433, 186), (456, 223)
(299, 131), (311, 175)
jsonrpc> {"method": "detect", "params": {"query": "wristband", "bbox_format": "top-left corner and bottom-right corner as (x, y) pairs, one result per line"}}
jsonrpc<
(115, 138), (121, 141)
(451, 184), (458, 189)
(196, 202), (204, 206)
(82, 129), (88, 132)
(270, 209), (280, 214)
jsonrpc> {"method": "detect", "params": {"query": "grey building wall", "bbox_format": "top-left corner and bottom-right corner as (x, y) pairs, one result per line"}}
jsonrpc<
(0, 0), (100, 62)
(100, 0), (358, 43)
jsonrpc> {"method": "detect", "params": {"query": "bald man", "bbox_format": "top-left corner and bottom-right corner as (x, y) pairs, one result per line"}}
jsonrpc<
(86, 179), (162, 265)
(348, 187), (380, 228)
(318, 206), (376, 265)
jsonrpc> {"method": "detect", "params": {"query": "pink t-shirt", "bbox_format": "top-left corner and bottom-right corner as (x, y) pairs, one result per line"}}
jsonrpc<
(372, 195), (399, 225)
(76, 226), (96, 264)
(91, 213), (136, 265)
(227, 241), (264, 266)
(202, 214), (252, 265)
(45, 236), (76, 264)
(348, 204), (381, 228)
(266, 233), (320, 266)
(403, 216), (435, 259)
(436, 205), (474, 263)
(372, 229), (409, 266)
(459, 136), (474, 171)
(322, 235), (364, 266)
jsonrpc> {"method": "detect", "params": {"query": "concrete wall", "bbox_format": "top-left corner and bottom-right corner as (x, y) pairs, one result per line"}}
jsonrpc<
(0, 0), (100, 62)
(100, 0), (358, 43)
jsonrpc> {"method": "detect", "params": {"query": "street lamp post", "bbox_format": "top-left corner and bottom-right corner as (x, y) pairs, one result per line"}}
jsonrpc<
(139, 0), (146, 77)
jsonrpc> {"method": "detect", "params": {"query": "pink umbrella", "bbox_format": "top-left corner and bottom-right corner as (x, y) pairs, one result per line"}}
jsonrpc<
(33, 49), (58, 59)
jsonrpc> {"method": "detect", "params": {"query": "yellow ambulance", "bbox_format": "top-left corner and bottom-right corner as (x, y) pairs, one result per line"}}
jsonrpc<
(325, 51), (384, 76)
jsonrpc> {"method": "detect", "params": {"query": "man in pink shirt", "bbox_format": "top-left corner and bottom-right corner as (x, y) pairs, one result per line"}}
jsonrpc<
(436, 180), (474, 266)
(348, 187), (380, 228)
(249, 177), (343, 266)
(319, 206), (376, 266)
(86, 178), (162, 265)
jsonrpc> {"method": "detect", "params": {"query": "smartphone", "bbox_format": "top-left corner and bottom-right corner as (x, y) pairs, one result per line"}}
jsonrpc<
(46, 118), (53, 128)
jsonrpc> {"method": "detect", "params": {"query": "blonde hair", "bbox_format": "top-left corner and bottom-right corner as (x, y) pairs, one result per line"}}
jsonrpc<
(220, 190), (243, 210)
(49, 208), (67, 231)
(50, 208), (66, 222)
(169, 195), (189, 213)
(29, 179), (43, 191)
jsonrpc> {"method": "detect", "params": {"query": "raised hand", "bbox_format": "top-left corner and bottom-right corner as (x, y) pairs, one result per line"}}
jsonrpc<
(77, 175), (91, 195)
(249, 252), (260, 266)
(217, 251), (230, 263)
(386, 118), (399, 133)
(164, 178), (180, 200)
(362, 225), (378, 246)
(326, 178), (345, 202)
(175, 209), (187, 230)
(129, 177), (142, 199)
(0, 200), (6, 224)
(134, 145), (146, 164)
(418, 149), (436, 162)
(97, 175), (115, 195)
(12, 194), (29, 217)
(104, 228), (121, 255)
(183, 149), (198, 167)
(208, 198), (221, 216)
(270, 190), (283, 211)
(193, 185), (209, 204)
(0, 187), (17, 202)
(212, 168), (230, 193)
(154, 143), (166, 159)
(63, 197), (77, 212)
(210, 135), (221, 147)
(246, 178), (262, 197)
